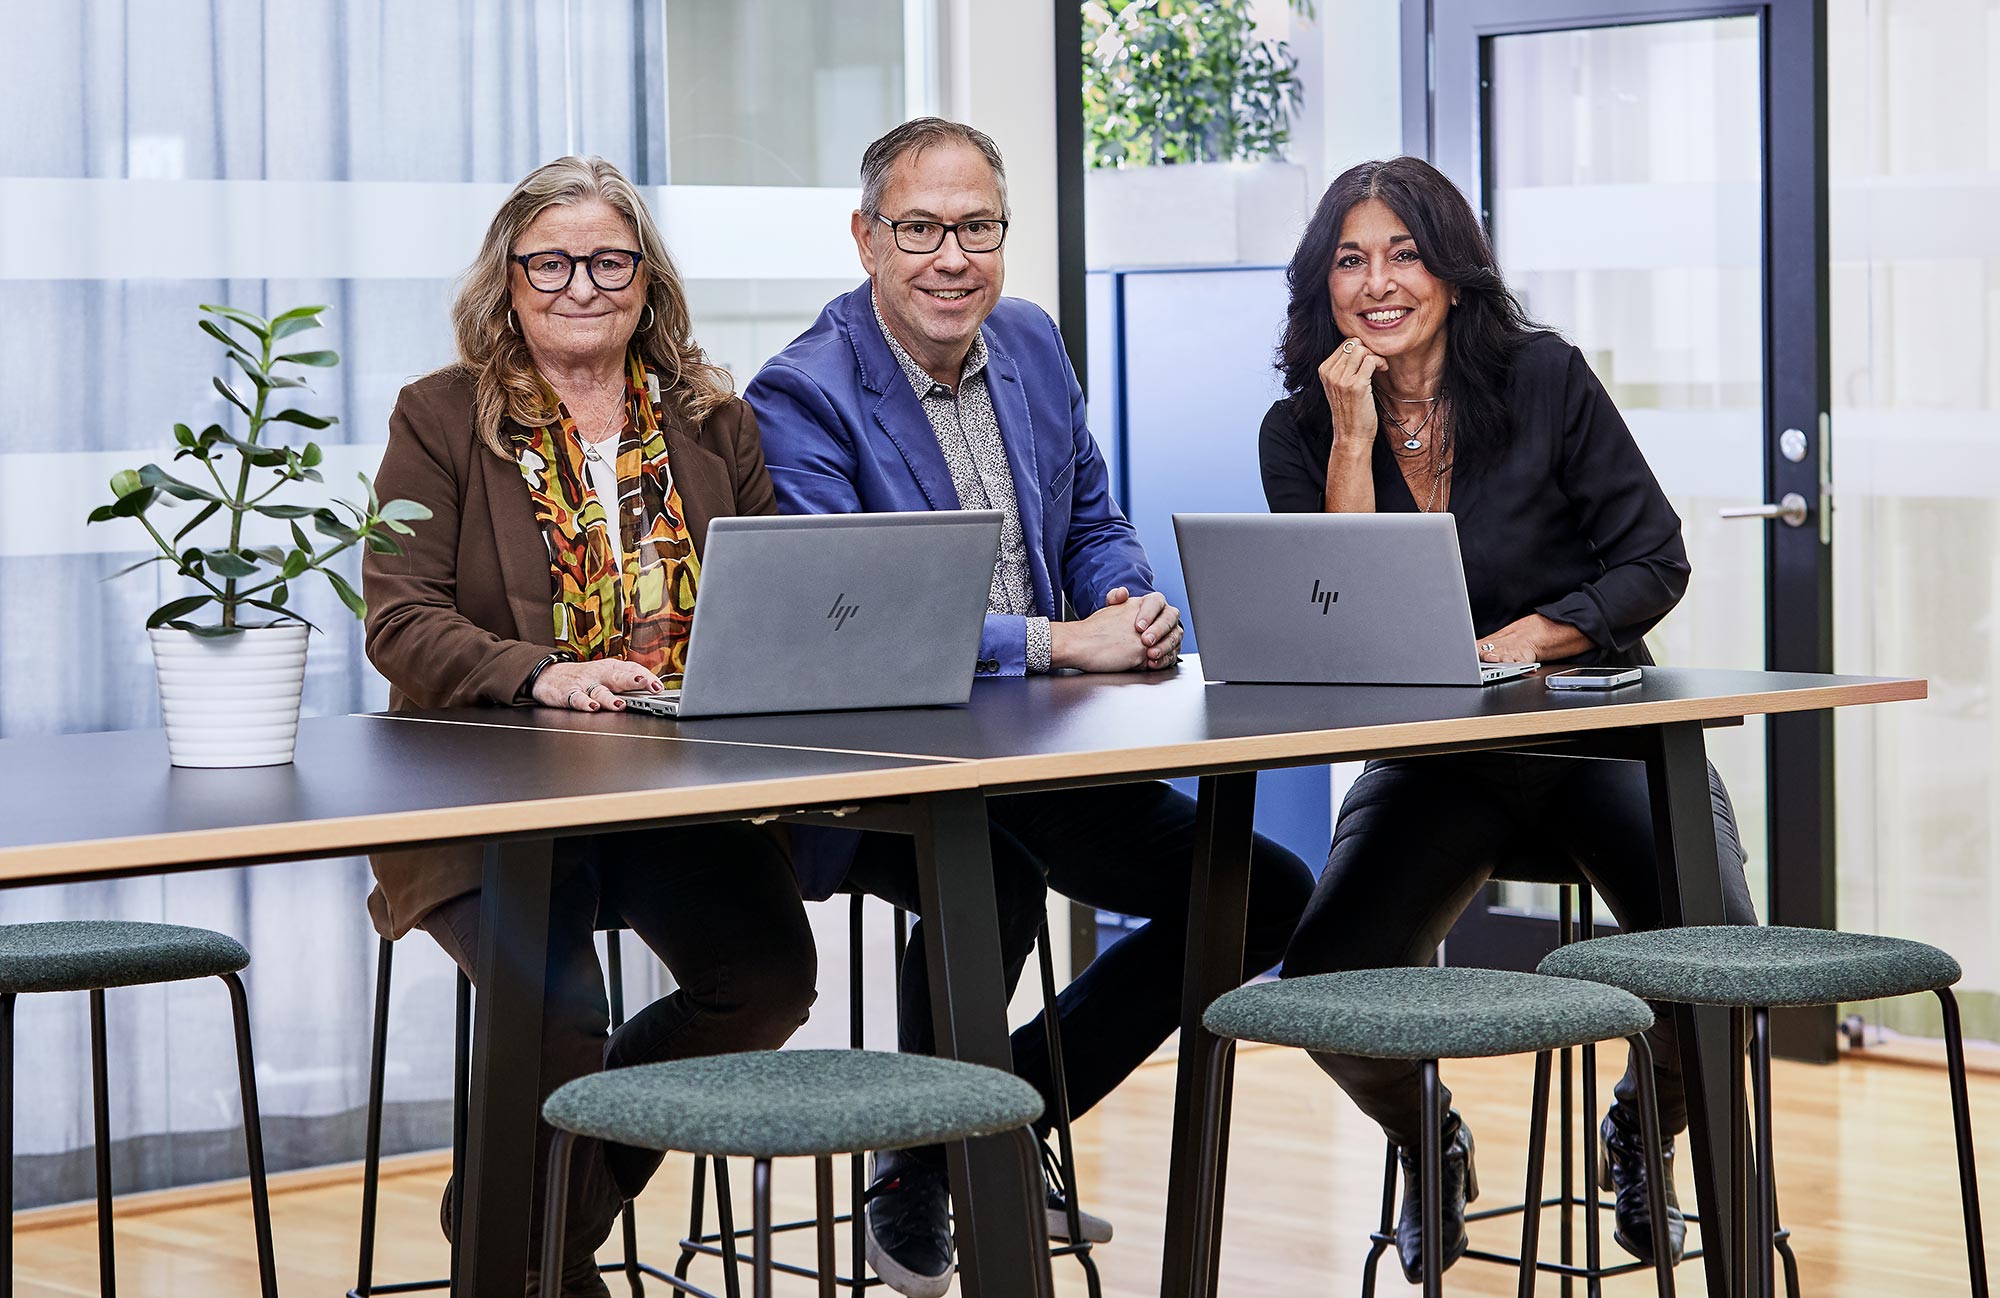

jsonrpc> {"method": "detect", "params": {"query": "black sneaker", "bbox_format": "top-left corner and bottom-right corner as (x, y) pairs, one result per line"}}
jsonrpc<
(863, 1150), (954, 1298)
(1599, 1102), (1686, 1264)
(1395, 1110), (1479, 1285)
(1040, 1140), (1114, 1244)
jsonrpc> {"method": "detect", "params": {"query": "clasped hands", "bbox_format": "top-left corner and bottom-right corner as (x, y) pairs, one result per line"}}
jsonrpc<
(1051, 587), (1183, 673)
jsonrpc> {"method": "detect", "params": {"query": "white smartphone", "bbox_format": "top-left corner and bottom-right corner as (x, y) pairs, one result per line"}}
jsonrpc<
(1545, 666), (1643, 690)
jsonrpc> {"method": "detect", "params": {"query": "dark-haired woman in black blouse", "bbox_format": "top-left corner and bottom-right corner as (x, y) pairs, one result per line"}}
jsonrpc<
(1260, 156), (1756, 1286)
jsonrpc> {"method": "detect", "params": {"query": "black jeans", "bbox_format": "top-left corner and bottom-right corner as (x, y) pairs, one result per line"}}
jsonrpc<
(420, 822), (817, 1262)
(1281, 752), (1755, 1149)
(845, 780), (1315, 1165)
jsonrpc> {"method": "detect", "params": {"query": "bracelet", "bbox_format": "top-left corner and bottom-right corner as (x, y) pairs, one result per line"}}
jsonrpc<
(517, 650), (576, 703)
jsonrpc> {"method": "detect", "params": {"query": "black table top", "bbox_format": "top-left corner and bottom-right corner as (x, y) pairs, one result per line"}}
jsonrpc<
(390, 660), (1924, 786)
(0, 661), (1922, 883)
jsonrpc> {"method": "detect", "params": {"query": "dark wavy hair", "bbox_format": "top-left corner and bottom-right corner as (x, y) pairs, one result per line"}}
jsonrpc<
(1277, 156), (1538, 476)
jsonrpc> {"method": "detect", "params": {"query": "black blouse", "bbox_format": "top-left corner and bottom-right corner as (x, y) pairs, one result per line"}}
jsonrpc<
(1257, 331), (1688, 667)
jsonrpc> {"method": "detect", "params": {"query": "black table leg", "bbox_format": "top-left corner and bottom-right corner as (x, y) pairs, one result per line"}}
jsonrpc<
(1160, 772), (1258, 1298)
(1638, 721), (1744, 1298)
(456, 837), (555, 1298)
(910, 789), (1048, 1298)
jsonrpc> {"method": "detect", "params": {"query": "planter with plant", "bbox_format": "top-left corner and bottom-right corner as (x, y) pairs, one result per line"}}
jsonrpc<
(90, 303), (430, 767)
(1081, 0), (1310, 267)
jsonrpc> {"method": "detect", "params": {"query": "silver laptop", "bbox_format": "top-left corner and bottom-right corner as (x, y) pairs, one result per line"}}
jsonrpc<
(1172, 513), (1539, 686)
(620, 511), (1001, 718)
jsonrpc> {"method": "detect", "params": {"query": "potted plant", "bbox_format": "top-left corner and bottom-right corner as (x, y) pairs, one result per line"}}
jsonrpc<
(89, 303), (430, 767)
(1081, 0), (1311, 268)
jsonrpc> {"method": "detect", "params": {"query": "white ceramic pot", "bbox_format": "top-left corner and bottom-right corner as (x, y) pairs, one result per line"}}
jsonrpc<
(149, 623), (309, 767)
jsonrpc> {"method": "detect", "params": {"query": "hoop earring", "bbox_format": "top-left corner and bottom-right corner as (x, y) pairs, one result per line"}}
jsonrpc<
(506, 309), (519, 336)
(639, 304), (656, 331)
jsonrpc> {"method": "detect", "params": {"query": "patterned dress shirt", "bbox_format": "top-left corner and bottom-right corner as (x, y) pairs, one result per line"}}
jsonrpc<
(872, 292), (1053, 672)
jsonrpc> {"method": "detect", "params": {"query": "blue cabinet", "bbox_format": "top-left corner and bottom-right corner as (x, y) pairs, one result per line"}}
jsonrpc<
(1087, 266), (1332, 889)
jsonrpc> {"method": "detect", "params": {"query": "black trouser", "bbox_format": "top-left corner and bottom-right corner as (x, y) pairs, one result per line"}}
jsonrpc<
(420, 823), (818, 1263)
(845, 780), (1316, 1166)
(1281, 751), (1755, 1149)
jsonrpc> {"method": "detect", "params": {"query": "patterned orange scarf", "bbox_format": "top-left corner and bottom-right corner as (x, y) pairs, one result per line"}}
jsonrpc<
(513, 352), (702, 684)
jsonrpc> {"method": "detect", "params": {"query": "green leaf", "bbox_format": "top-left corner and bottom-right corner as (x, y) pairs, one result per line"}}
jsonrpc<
(110, 468), (146, 498)
(138, 464), (223, 503)
(172, 500), (222, 542)
(147, 594), (214, 628)
(268, 407), (335, 430)
(377, 498), (432, 523)
(281, 550), (311, 579)
(365, 532), (401, 553)
(173, 423), (198, 448)
(276, 349), (338, 367)
(201, 549), (259, 579)
(314, 510), (357, 543)
(213, 376), (253, 417)
(362, 471), (380, 513)
(323, 568), (368, 619)
(198, 319), (263, 367)
(301, 442), (323, 467)
(254, 503), (318, 519)
(248, 545), (287, 565)
(301, 468), (324, 483)
(201, 304), (271, 337)
(170, 621), (243, 638)
(109, 487), (158, 518)
(240, 598), (318, 632)
(87, 504), (119, 524)
(229, 351), (274, 391)
(268, 305), (329, 341)
(289, 521), (314, 553)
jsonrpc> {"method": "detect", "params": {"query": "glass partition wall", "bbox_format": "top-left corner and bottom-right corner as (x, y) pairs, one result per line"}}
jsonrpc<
(0, 0), (917, 1205)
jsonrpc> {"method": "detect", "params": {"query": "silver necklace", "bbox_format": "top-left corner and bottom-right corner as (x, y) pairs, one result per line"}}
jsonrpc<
(1383, 398), (1440, 453)
(576, 401), (626, 464)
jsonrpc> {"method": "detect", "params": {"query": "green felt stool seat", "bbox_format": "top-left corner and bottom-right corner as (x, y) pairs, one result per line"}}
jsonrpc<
(1536, 925), (1962, 1008)
(1202, 967), (1654, 1060)
(542, 1048), (1045, 1160)
(0, 920), (250, 994)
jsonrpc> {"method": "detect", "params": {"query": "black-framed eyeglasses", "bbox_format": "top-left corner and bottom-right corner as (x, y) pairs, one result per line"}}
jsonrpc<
(511, 248), (645, 293)
(873, 214), (1009, 255)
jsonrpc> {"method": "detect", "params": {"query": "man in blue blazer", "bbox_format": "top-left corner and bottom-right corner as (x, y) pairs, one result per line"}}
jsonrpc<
(747, 118), (1313, 1298)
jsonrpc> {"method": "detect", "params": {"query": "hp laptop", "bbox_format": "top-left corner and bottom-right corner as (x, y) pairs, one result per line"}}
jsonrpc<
(1172, 513), (1539, 686)
(619, 511), (1001, 718)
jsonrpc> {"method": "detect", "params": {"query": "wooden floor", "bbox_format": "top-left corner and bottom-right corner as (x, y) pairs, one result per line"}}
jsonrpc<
(12, 1044), (1994, 1296)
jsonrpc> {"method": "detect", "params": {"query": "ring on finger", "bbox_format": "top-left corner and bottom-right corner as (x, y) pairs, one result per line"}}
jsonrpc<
(566, 687), (588, 707)
(1481, 642), (1496, 654)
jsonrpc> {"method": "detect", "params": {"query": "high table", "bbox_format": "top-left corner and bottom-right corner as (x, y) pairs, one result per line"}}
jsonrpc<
(0, 662), (1922, 1298)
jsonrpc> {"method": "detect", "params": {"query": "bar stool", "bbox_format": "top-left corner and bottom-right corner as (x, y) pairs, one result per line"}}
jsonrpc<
(351, 928), (658, 1297)
(673, 898), (1103, 1297)
(0, 920), (278, 1298)
(1540, 926), (1989, 1298)
(1382, 861), (1795, 1298)
(542, 1050), (1053, 1298)
(1200, 966), (1677, 1298)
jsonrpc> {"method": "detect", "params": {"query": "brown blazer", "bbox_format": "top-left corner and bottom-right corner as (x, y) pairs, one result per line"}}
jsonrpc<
(360, 366), (777, 938)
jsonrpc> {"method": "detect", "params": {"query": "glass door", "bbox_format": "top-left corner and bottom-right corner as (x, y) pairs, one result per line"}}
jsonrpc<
(1413, 0), (1836, 1057)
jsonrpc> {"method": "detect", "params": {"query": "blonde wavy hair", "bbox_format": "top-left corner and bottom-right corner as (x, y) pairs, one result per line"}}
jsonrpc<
(451, 155), (734, 458)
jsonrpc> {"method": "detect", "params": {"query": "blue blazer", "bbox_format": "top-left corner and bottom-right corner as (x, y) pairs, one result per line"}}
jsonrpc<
(745, 282), (1156, 897)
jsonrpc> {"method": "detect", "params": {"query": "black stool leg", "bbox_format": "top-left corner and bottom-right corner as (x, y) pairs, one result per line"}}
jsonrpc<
(1559, 888), (1576, 1298)
(544, 1131), (578, 1292)
(450, 968), (471, 1282)
(355, 937), (394, 1297)
(221, 973), (279, 1298)
(815, 1156), (837, 1298)
(752, 1159), (774, 1298)
(89, 988), (115, 1298)
(2, 993), (14, 1298)
(1520, 1050), (1554, 1298)
(1625, 1034), (1677, 1298)
(1361, 1142), (1397, 1298)
(1035, 918), (1105, 1296)
(674, 1157), (707, 1284)
(715, 1155), (745, 1298)
(1010, 1127), (1059, 1298)
(1750, 1009), (1777, 1298)
(1420, 1058), (1444, 1298)
(849, 896), (868, 1296)
(1188, 1035), (1236, 1289)
(1939, 988), (1990, 1298)
(604, 932), (644, 1298)
(1579, 890), (1602, 1298)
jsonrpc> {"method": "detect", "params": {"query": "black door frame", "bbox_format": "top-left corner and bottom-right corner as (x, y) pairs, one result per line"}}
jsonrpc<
(1412, 0), (1836, 1061)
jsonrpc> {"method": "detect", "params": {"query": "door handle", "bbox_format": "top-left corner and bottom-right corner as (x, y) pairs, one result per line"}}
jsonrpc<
(1719, 492), (1809, 527)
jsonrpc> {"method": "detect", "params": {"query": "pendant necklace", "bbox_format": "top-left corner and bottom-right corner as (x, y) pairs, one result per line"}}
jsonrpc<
(1383, 395), (1441, 455)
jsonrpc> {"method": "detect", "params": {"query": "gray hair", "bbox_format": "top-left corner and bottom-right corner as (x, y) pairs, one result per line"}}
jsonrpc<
(858, 117), (1010, 219)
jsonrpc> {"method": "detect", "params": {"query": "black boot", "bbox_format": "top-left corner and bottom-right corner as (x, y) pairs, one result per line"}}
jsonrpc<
(1599, 1102), (1686, 1264)
(1396, 1110), (1479, 1285)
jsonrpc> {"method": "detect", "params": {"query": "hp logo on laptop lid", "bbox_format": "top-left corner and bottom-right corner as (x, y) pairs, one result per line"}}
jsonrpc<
(827, 593), (860, 631)
(1310, 578), (1339, 614)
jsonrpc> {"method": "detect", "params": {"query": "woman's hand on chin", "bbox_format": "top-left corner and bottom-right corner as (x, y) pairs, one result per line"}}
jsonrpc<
(533, 658), (664, 711)
(1318, 338), (1384, 457)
